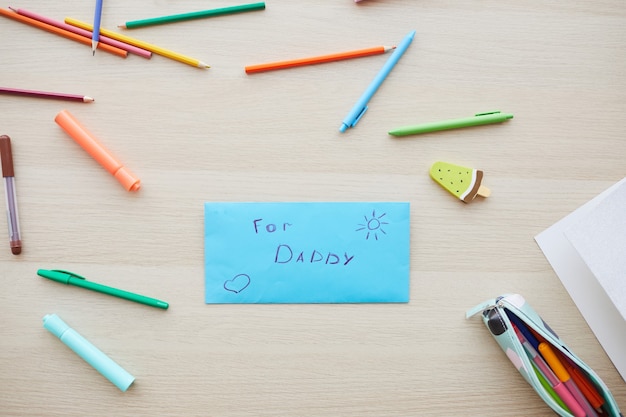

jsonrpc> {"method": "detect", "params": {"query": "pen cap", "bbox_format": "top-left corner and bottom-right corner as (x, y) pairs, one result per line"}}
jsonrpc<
(0, 135), (15, 177)
(54, 110), (141, 191)
(43, 314), (135, 392)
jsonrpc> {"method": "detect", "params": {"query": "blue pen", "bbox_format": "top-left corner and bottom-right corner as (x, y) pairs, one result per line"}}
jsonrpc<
(339, 30), (415, 132)
(92, 0), (104, 55)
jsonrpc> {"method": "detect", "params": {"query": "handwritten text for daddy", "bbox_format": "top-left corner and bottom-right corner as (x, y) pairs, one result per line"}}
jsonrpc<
(253, 219), (355, 266)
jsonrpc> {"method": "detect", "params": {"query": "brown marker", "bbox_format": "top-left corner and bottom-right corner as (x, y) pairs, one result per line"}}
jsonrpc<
(0, 135), (22, 254)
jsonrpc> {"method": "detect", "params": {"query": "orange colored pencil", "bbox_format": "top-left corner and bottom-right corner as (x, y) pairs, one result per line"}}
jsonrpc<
(0, 8), (127, 58)
(245, 45), (395, 74)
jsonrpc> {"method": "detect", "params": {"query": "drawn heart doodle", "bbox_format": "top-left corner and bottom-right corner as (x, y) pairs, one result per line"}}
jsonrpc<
(223, 274), (251, 293)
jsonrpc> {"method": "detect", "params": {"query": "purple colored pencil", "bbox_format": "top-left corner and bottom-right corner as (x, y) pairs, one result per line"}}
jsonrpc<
(0, 86), (94, 103)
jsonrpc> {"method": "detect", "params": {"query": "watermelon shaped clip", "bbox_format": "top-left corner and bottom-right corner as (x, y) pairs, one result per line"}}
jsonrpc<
(429, 161), (491, 203)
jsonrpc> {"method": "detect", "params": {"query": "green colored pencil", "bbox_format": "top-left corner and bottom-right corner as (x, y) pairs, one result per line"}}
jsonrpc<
(118, 2), (266, 29)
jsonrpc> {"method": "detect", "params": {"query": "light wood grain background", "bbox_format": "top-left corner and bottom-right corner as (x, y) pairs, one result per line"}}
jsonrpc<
(0, 1), (624, 416)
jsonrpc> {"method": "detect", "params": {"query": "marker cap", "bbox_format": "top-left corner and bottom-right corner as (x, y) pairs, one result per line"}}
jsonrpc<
(54, 110), (141, 191)
(114, 166), (141, 192)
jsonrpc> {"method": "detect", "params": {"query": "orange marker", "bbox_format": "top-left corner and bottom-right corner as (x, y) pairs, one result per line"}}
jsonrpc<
(55, 110), (140, 191)
(245, 45), (395, 74)
(0, 8), (127, 58)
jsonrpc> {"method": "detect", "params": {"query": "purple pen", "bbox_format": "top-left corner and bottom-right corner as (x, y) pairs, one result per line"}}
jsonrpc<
(0, 135), (22, 255)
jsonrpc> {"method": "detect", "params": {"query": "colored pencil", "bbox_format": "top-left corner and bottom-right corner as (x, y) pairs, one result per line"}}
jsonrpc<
(0, 8), (127, 58)
(0, 87), (94, 103)
(65, 17), (209, 69)
(245, 45), (395, 74)
(9, 7), (151, 59)
(119, 2), (265, 29)
(92, 0), (103, 54)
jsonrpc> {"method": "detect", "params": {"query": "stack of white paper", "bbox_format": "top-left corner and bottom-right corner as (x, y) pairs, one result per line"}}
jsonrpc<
(535, 177), (626, 382)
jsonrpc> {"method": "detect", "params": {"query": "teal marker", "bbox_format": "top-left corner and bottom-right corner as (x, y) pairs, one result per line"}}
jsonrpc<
(388, 111), (514, 136)
(43, 313), (135, 391)
(37, 269), (169, 309)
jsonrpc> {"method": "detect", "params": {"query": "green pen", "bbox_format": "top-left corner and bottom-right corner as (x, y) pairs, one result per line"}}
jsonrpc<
(37, 269), (169, 309)
(388, 111), (514, 137)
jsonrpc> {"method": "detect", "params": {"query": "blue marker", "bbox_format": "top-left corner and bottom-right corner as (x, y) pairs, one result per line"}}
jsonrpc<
(339, 30), (416, 133)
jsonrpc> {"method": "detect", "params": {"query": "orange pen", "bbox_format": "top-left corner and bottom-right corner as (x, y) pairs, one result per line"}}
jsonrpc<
(55, 110), (141, 192)
(0, 8), (127, 58)
(245, 45), (395, 74)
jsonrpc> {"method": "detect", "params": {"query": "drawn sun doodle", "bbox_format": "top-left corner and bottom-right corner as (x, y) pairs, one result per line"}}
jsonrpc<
(356, 210), (388, 240)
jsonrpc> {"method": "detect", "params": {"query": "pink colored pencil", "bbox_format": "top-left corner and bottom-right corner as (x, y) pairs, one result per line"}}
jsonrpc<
(0, 86), (94, 102)
(8, 7), (152, 59)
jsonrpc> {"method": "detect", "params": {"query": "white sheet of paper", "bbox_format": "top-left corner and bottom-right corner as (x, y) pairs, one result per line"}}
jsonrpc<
(564, 181), (626, 321)
(535, 178), (626, 382)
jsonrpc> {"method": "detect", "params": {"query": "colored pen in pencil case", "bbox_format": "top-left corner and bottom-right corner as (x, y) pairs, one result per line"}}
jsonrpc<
(466, 294), (622, 417)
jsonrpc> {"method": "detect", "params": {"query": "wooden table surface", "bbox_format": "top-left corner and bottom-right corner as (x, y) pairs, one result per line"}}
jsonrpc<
(0, 1), (624, 415)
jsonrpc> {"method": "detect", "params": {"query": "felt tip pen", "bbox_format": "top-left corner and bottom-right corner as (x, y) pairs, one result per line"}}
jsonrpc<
(388, 111), (514, 137)
(43, 313), (135, 391)
(339, 30), (415, 133)
(38, 269), (169, 309)
(0, 135), (22, 255)
(513, 326), (586, 417)
(532, 361), (571, 413)
(539, 342), (599, 417)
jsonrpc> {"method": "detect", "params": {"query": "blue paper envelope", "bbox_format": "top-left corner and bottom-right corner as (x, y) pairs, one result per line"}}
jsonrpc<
(204, 202), (410, 304)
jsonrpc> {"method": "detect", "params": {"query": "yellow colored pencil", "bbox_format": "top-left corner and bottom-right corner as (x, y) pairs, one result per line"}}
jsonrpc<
(64, 17), (209, 69)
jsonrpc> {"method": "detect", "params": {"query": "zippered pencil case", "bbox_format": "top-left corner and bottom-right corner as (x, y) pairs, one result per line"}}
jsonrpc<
(466, 294), (623, 417)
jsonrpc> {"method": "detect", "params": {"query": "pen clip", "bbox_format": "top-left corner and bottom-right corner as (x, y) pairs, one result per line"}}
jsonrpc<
(352, 106), (369, 127)
(51, 269), (86, 280)
(475, 111), (501, 117)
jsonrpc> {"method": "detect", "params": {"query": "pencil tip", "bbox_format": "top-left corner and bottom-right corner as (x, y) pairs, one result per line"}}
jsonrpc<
(84, 96), (95, 103)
